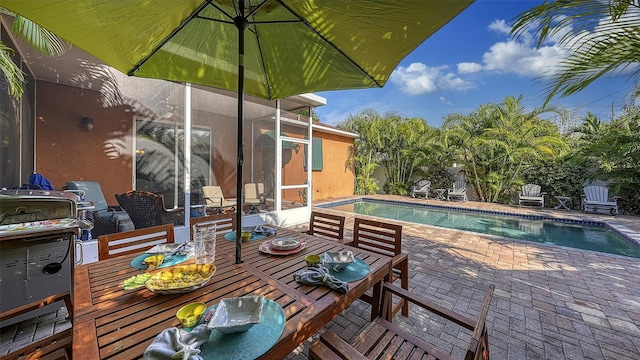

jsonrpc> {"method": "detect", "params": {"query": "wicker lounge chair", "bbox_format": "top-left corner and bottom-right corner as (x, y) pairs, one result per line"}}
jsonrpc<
(115, 190), (184, 229)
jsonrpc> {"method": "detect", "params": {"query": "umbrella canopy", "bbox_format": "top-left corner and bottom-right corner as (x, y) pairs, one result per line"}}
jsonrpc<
(3, 0), (475, 263)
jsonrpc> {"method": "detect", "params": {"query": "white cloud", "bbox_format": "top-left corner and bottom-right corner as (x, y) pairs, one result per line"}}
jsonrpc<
(488, 19), (511, 35)
(475, 19), (569, 78)
(439, 96), (451, 105)
(391, 63), (474, 95)
(458, 62), (483, 74)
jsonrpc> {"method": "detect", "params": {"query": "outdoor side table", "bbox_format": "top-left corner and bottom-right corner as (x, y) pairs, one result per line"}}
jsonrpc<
(554, 196), (572, 211)
(434, 189), (446, 200)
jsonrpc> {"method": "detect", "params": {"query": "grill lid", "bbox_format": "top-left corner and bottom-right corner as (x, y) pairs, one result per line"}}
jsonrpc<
(0, 190), (80, 237)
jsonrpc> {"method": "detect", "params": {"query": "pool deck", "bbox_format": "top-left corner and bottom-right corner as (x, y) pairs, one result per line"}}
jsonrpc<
(285, 195), (640, 360)
(3, 195), (640, 359)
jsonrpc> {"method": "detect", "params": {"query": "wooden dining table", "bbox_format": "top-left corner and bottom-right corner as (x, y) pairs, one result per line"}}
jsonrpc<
(72, 226), (393, 359)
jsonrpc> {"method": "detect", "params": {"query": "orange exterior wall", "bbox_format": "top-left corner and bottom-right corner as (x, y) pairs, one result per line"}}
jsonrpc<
(310, 131), (355, 201)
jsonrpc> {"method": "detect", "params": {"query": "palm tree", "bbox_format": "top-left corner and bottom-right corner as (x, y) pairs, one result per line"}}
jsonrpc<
(444, 96), (567, 203)
(0, 11), (68, 98)
(511, 0), (640, 106)
(339, 109), (385, 195)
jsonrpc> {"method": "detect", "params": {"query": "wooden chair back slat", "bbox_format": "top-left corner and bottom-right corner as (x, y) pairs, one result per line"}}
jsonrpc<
(353, 218), (402, 256)
(190, 213), (236, 240)
(584, 185), (608, 201)
(453, 179), (466, 192)
(352, 217), (408, 319)
(521, 184), (541, 197)
(310, 283), (495, 360)
(308, 211), (345, 241)
(98, 224), (174, 260)
(465, 284), (495, 360)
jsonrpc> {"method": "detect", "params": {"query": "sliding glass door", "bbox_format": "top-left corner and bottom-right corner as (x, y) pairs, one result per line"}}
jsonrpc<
(134, 118), (212, 208)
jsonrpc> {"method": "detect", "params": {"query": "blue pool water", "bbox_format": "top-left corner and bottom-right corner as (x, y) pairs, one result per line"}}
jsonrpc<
(328, 200), (640, 258)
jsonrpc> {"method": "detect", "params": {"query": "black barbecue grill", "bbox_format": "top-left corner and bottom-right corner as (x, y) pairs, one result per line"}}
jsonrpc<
(0, 189), (81, 326)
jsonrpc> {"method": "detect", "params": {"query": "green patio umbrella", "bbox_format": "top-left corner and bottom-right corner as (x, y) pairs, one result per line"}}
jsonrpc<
(3, 0), (474, 263)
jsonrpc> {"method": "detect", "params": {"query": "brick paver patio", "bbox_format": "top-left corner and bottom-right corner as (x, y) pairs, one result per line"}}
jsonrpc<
(287, 195), (640, 360)
(3, 195), (640, 359)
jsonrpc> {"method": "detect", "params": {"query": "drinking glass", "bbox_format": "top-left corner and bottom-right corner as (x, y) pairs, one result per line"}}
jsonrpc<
(193, 222), (216, 264)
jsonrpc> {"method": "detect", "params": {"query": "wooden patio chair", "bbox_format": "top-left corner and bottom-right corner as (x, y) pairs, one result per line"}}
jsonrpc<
(115, 190), (184, 229)
(447, 179), (468, 201)
(190, 212), (236, 239)
(582, 185), (619, 215)
(310, 283), (495, 360)
(518, 183), (545, 207)
(97, 224), (174, 260)
(0, 291), (73, 360)
(351, 218), (409, 319)
(306, 211), (345, 241)
(411, 180), (431, 198)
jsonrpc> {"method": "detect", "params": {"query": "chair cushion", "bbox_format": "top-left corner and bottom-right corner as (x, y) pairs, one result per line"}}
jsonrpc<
(95, 209), (131, 222)
(66, 181), (109, 211)
(93, 209), (135, 234)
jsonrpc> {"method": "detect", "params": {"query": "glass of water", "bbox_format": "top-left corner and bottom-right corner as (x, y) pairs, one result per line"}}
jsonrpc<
(192, 222), (216, 264)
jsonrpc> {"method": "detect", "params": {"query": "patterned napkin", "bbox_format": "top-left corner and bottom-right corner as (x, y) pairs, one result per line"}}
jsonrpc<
(143, 324), (210, 360)
(254, 226), (277, 236)
(294, 266), (349, 293)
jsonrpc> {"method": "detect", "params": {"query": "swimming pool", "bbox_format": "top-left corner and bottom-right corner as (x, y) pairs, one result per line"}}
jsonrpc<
(325, 199), (640, 258)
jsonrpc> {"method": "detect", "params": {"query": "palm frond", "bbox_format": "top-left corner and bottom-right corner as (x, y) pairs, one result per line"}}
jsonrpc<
(12, 15), (69, 56)
(0, 43), (25, 98)
(511, 0), (640, 106)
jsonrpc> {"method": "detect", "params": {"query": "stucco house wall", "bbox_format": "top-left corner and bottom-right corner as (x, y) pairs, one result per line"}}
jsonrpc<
(310, 130), (354, 201)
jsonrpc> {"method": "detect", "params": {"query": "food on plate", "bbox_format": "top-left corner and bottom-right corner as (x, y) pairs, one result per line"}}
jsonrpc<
(144, 254), (164, 270)
(122, 273), (152, 290)
(145, 264), (216, 292)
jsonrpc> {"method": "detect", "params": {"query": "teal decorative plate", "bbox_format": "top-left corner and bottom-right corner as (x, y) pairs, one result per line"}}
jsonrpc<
(328, 257), (370, 282)
(224, 232), (265, 242)
(189, 298), (285, 360)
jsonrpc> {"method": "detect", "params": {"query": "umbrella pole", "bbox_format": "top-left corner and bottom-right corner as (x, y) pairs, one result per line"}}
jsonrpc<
(235, 4), (249, 264)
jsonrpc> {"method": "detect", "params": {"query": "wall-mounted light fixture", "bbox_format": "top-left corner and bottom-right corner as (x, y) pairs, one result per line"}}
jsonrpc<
(81, 117), (95, 131)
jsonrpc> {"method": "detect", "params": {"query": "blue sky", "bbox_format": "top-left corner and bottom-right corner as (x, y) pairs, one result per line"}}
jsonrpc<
(314, 0), (632, 128)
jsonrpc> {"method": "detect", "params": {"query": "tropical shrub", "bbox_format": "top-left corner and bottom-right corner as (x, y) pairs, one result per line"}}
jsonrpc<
(524, 159), (585, 209)
(443, 96), (568, 203)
